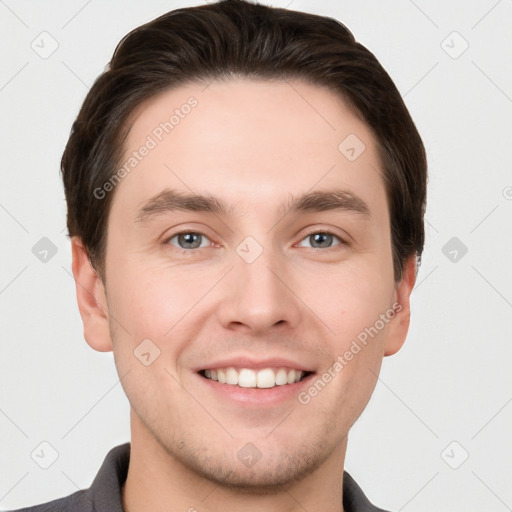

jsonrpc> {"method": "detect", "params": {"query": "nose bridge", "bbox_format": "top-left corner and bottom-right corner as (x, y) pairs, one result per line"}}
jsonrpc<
(219, 238), (301, 332)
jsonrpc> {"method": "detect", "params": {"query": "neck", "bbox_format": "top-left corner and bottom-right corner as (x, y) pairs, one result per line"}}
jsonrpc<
(122, 409), (347, 512)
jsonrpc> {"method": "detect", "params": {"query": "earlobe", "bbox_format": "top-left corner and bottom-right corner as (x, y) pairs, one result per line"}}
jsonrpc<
(383, 256), (417, 357)
(71, 237), (113, 352)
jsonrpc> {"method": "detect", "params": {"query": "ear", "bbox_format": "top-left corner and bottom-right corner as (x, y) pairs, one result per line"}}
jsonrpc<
(383, 255), (417, 357)
(71, 237), (113, 352)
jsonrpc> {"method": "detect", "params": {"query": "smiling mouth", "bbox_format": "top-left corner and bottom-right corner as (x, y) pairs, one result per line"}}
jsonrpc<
(199, 367), (313, 389)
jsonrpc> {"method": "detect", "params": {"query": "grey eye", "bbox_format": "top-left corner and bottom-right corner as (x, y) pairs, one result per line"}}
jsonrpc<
(298, 232), (342, 249)
(168, 232), (210, 250)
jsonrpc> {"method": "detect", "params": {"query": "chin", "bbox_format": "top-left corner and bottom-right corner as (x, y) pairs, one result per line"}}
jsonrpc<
(168, 438), (329, 494)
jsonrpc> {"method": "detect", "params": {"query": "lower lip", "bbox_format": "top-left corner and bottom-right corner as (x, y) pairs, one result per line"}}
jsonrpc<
(197, 372), (315, 407)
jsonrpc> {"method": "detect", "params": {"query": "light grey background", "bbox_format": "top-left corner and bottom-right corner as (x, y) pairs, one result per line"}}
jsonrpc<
(1, 0), (511, 510)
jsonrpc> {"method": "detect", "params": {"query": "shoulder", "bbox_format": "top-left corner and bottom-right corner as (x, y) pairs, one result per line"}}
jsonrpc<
(343, 471), (393, 512)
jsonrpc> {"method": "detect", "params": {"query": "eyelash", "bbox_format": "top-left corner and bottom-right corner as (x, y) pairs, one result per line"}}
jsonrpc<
(164, 229), (347, 252)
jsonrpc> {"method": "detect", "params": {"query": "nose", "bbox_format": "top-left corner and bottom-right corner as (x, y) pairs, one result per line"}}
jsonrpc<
(215, 246), (302, 335)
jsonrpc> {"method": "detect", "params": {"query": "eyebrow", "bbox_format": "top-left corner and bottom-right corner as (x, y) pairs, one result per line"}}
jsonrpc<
(135, 187), (370, 224)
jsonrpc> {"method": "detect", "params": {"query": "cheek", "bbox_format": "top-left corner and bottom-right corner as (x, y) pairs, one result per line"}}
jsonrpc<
(303, 261), (394, 343)
(105, 257), (217, 377)
(106, 254), (194, 334)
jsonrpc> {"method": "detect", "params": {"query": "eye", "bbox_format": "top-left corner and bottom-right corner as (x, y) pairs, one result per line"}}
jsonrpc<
(296, 230), (344, 249)
(166, 231), (212, 250)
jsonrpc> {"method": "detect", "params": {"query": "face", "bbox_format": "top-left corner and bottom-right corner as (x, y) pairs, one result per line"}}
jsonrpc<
(77, 78), (414, 490)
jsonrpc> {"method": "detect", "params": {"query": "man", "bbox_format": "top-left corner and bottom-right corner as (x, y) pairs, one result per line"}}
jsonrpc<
(9, 0), (426, 510)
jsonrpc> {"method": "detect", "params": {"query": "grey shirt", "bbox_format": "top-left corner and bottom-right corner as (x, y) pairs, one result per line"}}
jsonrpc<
(8, 443), (391, 511)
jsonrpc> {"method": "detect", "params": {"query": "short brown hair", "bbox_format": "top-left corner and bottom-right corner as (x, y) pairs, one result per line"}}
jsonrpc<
(61, 0), (427, 282)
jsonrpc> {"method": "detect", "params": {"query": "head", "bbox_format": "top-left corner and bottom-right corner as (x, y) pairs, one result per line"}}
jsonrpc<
(65, 0), (426, 492)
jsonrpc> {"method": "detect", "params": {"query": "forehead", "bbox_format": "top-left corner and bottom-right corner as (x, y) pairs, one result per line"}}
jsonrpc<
(111, 78), (386, 219)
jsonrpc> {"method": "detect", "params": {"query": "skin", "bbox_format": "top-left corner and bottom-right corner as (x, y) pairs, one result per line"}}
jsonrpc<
(71, 78), (416, 512)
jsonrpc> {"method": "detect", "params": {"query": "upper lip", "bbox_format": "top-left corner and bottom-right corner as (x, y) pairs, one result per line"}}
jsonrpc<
(194, 356), (315, 373)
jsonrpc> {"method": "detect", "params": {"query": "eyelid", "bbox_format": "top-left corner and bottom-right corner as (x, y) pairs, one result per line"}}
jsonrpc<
(301, 221), (352, 240)
(161, 223), (215, 242)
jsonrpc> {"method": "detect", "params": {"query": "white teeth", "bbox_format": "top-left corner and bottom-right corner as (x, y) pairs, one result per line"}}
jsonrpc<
(256, 368), (275, 388)
(239, 369), (257, 388)
(225, 367), (238, 385)
(202, 367), (308, 388)
(275, 368), (288, 385)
